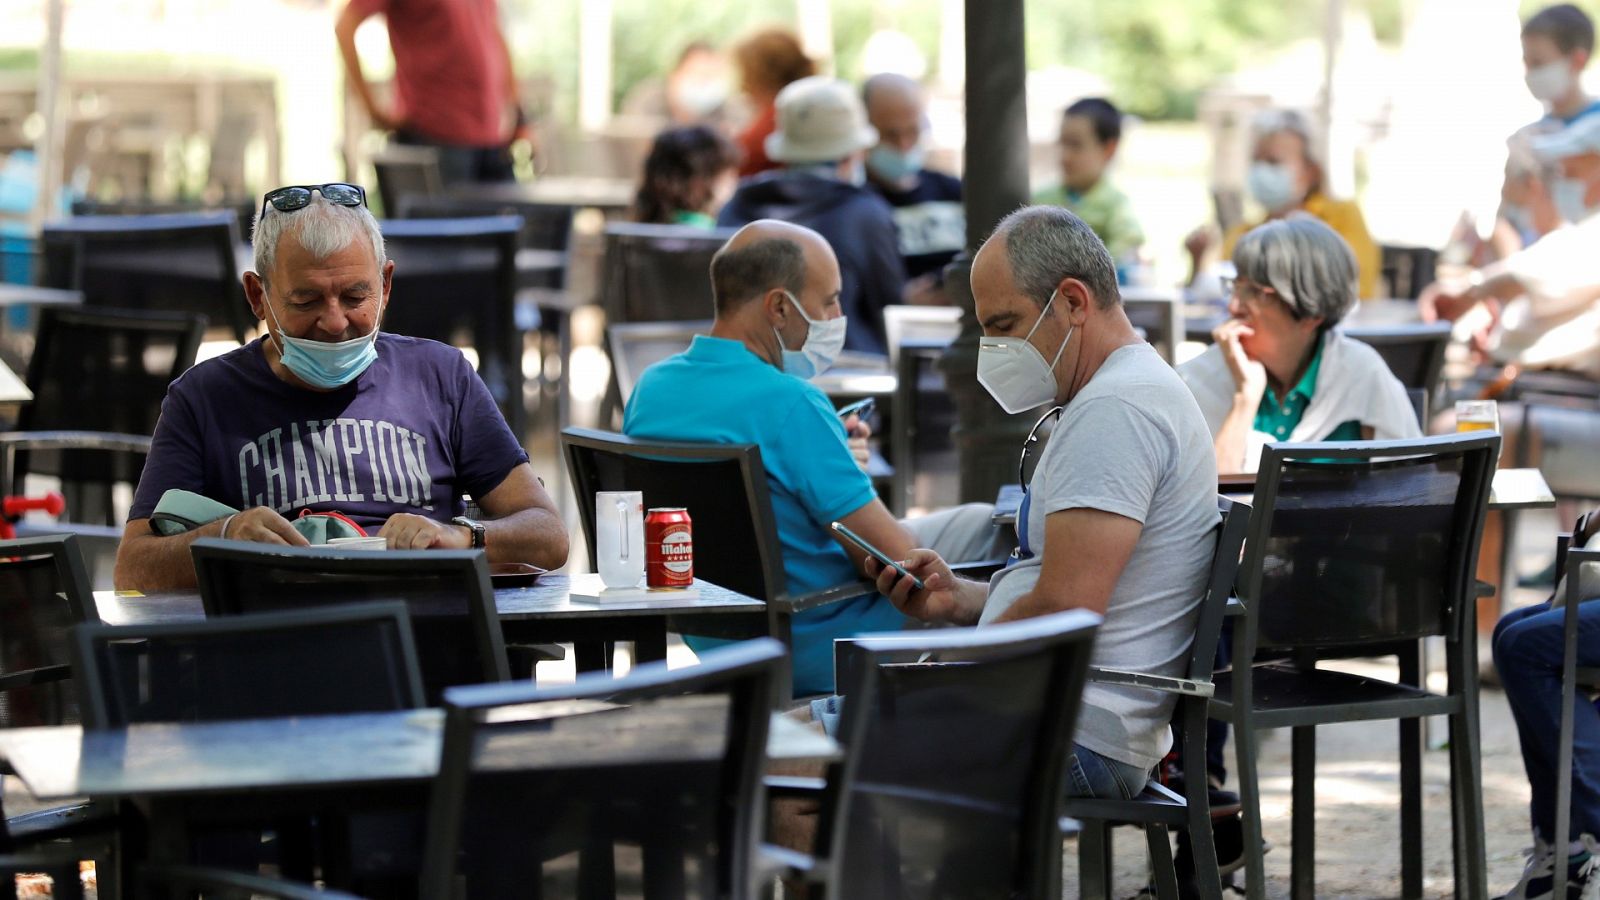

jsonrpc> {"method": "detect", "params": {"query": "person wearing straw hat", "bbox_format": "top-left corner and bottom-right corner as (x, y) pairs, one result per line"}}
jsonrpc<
(718, 76), (907, 355)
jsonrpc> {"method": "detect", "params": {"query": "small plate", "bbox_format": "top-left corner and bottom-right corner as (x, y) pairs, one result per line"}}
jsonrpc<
(489, 563), (547, 587)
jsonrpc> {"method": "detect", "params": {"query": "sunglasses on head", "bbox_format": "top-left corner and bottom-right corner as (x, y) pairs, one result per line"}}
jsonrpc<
(260, 183), (367, 221)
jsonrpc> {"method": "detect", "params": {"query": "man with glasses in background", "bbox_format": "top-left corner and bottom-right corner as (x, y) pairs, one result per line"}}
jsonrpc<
(114, 184), (568, 591)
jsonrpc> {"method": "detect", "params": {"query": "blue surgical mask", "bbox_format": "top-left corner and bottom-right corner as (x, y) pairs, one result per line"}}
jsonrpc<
(774, 291), (848, 380)
(1247, 161), (1301, 213)
(1551, 177), (1596, 224)
(868, 144), (926, 184)
(264, 298), (382, 389)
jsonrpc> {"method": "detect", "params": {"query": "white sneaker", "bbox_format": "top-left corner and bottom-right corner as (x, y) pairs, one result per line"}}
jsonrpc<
(1497, 837), (1556, 900)
(1574, 835), (1600, 900)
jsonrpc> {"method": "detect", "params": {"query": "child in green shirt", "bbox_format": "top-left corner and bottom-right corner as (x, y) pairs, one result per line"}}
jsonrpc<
(1033, 98), (1144, 265)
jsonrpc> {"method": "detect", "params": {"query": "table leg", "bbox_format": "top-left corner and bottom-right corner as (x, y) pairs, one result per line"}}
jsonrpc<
(574, 640), (612, 673)
(633, 627), (667, 666)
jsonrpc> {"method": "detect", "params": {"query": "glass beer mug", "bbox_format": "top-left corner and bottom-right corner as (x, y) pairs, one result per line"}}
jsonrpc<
(596, 491), (645, 589)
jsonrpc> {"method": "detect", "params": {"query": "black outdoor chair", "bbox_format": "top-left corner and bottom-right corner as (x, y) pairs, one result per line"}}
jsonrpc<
(417, 638), (785, 899)
(1067, 497), (1250, 900)
(1342, 322), (1452, 400)
(764, 608), (1100, 899)
(1, 306), (206, 528)
(379, 215), (528, 437)
(70, 199), (256, 246)
(1212, 433), (1499, 900)
(372, 146), (444, 217)
(39, 211), (250, 343)
(72, 603), (425, 728)
(0, 536), (113, 897)
(597, 222), (733, 326)
(1121, 287), (1184, 365)
(72, 603), (424, 887)
(140, 864), (365, 900)
(1550, 525), (1600, 899)
(561, 426), (873, 699)
(191, 539), (508, 704)
(605, 319), (707, 414)
(882, 306), (960, 516)
(1379, 244), (1438, 301)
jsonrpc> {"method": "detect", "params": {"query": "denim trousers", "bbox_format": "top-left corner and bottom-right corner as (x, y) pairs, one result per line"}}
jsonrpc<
(1065, 743), (1151, 800)
(1493, 599), (1600, 841)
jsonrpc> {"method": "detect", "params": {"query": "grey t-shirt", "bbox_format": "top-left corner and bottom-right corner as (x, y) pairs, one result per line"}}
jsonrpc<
(981, 343), (1218, 771)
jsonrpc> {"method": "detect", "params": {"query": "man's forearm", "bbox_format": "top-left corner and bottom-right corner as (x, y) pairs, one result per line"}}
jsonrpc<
(484, 508), (569, 570)
(114, 518), (227, 593)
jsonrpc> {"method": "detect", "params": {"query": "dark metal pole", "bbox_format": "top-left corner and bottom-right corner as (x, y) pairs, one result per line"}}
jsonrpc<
(939, 0), (1033, 503)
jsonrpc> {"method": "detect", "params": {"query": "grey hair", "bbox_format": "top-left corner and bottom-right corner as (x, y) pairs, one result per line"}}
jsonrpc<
(989, 205), (1120, 309)
(252, 193), (386, 283)
(1251, 108), (1318, 160)
(709, 237), (808, 315)
(1231, 213), (1357, 326)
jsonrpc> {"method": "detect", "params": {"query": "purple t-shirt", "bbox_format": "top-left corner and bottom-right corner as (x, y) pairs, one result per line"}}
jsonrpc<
(128, 334), (529, 529)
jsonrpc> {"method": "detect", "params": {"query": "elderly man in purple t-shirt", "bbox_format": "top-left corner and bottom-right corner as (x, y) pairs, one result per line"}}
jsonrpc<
(113, 183), (568, 591)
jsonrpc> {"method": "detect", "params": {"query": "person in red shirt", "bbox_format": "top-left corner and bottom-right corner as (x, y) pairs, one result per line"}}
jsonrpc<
(336, 0), (528, 185)
(731, 29), (815, 178)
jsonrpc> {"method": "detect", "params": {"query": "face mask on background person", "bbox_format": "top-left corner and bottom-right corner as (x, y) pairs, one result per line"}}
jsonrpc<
(976, 290), (1076, 415)
(1247, 161), (1300, 213)
(774, 291), (848, 380)
(867, 144), (926, 183)
(677, 80), (729, 117)
(1550, 177), (1598, 224)
(265, 297), (382, 389)
(1525, 60), (1576, 105)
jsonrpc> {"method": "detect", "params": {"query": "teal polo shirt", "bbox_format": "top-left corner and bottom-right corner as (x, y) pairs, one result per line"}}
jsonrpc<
(1253, 339), (1362, 442)
(622, 335), (907, 695)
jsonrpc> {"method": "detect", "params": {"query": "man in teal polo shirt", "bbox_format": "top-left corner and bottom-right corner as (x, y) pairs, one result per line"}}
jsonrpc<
(624, 219), (999, 695)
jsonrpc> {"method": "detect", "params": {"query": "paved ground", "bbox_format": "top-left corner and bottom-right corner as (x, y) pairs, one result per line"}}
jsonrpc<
(1067, 670), (1536, 899)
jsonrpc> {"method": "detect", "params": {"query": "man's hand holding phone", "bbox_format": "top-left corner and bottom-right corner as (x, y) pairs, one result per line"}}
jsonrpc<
(863, 549), (971, 625)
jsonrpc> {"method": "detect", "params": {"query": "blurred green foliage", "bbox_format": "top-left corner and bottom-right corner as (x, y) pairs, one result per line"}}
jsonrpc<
(507, 0), (1405, 123)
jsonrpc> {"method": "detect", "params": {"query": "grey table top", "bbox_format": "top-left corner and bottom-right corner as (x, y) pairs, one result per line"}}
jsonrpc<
(0, 707), (840, 802)
(991, 467), (1556, 525)
(93, 574), (766, 628)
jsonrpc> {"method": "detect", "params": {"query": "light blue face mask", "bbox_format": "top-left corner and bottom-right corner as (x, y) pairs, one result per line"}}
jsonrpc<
(868, 144), (926, 183)
(264, 296), (382, 390)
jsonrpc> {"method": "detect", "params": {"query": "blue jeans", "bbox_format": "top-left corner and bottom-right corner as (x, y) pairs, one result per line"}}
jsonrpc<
(1065, 743), (1151, 800)
(1493, 599), (1600, 841)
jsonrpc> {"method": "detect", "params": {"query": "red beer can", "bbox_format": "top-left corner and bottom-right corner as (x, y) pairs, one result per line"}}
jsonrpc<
(646, 508), (694, 588)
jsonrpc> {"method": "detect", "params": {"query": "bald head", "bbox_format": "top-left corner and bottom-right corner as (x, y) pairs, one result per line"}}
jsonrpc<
(863, 73), (926, 155)
(710, 220), (839, 316)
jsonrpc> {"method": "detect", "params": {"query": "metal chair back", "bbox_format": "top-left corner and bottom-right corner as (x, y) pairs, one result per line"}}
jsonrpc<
(372, 147), (443, 217)
(421, 639), (785, 900)
(606, 320), (707, 406)
(598, 222), (734, 325)
(40, 211), (249, 343)
(72, 602), (424, 728)
(1342, 322), (1452, 398)
(820, 610), (1100, 899)
(0, 535), (96, 729)
(192, 539), (507, 703)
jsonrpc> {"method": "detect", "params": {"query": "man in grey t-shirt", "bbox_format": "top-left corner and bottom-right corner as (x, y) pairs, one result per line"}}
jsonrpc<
(869, 205), (1218, 797)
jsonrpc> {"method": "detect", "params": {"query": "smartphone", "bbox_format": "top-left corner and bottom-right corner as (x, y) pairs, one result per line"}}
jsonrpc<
(829, 521), (926, 591)
(835, 397), (876, 422)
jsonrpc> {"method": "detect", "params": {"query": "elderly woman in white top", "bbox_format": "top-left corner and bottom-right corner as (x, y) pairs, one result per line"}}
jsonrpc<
(1180, 214), (1420, 475)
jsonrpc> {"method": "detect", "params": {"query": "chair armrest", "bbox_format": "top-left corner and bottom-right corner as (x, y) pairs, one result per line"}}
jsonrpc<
(1225, 596), (1245, 617)
(141, 864), (366, 900)
(6, 800), (117, 844)
(774, 580), (875, 615)
(0, 430), (153, 454)
(950, 558), (1009, 581)
(1088, 666), (1215, 699)
(764, 774), (827, 798)
(756, 843), (819, 883)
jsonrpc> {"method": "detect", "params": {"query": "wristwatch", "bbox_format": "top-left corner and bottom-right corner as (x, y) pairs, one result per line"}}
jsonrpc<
(451, 516), (486, 549)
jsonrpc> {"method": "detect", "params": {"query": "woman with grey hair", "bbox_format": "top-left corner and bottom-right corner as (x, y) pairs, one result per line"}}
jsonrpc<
(1180, 214), (1419, 475)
